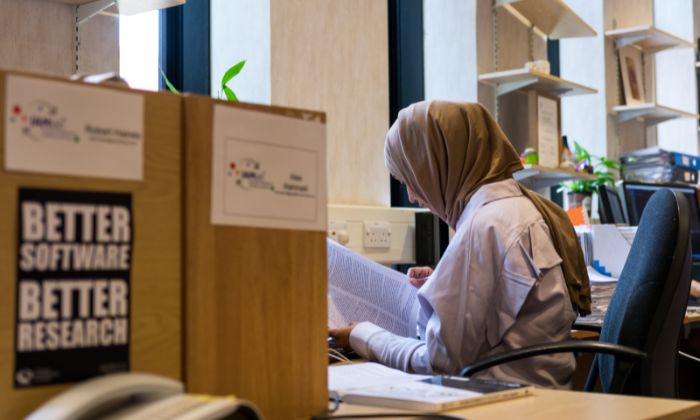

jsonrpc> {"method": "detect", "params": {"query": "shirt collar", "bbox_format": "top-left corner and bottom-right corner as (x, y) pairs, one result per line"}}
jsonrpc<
(456, 179), (523, 230)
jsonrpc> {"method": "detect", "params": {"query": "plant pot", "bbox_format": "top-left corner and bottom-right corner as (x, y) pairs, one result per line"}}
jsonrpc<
(567, 192), (593, 212)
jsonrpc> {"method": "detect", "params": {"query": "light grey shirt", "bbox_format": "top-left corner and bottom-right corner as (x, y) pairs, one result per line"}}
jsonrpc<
(349, 179), (576, 388)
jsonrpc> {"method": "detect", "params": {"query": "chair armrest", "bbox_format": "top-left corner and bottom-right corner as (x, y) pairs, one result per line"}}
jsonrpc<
(459, 341), (646, 378)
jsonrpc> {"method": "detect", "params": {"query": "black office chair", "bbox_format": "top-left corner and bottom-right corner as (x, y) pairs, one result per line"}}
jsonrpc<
(460, 189), (692, 397)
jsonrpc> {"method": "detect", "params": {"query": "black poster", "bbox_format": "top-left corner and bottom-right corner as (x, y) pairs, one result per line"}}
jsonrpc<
(14, 188), (132, 388)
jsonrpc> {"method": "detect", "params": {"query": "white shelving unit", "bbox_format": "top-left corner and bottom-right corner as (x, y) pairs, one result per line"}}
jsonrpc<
(605, 25), (695, 53)
(479, 67), (597, 97)
(45, 0), (184, 24)
(480, 1), (598, 191)
(612, 103), (699, 126)
(496, 0), (597, 39)
(514, 165), (596, 190)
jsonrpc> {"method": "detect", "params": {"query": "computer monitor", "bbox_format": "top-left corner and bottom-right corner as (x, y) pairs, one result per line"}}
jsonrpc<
(598, 185), (627, 225)
(621, 181), (700, 257)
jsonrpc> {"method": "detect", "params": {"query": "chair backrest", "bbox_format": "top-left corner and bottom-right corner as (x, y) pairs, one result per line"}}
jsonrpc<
(593, 189), (691, 397)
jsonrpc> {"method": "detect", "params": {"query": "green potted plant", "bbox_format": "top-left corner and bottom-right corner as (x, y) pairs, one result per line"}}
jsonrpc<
(558, 141), (619, 210)
(161, 59), (246, 100)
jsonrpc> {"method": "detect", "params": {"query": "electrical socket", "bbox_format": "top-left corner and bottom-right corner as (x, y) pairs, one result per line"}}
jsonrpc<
(363, 221), (391, 249)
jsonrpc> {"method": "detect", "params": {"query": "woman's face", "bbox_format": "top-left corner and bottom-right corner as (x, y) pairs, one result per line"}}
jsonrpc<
(406, 186), (427, 208)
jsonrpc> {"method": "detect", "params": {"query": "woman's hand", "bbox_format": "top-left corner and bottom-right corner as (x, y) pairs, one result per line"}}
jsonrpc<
(691, 280), (700, 299)
(407, 266), (433, 288)
(329, 321), (359, 352)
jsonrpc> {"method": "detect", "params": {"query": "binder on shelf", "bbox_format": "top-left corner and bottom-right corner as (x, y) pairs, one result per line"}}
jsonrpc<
(620, 147), (700, 171)
(620, 147), (700, 185)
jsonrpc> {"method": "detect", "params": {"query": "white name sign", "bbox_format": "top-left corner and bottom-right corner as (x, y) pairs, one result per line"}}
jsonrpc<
(211, 105), (327, 231)
(5, 75), (144, 181)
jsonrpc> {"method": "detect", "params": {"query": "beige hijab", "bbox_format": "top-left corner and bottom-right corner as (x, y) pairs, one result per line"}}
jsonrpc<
(385, 101), (591, 316)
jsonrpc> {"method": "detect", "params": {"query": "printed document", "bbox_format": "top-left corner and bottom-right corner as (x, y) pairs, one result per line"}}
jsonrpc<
(327, 240), (420, 338)
(329, 362), (532, 411)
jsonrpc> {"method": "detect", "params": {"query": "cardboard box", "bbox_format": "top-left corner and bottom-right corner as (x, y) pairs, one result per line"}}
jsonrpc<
(0, 69), (182, 419)
(499, 90), (562, 167)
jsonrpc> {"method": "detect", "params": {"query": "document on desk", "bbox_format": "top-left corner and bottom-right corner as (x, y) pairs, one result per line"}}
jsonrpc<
(329, 363), (532, 411)
(327, 240), (420, 337)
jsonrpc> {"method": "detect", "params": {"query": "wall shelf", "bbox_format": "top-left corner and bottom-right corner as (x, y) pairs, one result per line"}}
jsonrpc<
(605, 25), (695, 54)
(45, 0), (184, 24)
(478, 68), (597, 97)
(495, 0), (597, 39)
(612, 103), (699, 126)
(514, 165), (596, 190)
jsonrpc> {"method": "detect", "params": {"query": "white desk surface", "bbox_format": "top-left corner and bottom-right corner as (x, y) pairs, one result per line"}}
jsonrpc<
(332, 387), (700, 420)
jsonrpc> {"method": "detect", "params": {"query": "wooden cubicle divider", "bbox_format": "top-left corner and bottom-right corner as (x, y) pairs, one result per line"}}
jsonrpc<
(183, 95), (328, 419)
(0, 69), (182, 419)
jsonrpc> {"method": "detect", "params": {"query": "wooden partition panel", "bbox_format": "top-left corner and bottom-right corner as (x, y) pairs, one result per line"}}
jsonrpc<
(183, 95), (328, 420)
(0, 70), (182, 419)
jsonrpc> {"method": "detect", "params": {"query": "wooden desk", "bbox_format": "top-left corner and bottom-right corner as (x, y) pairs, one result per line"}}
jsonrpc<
(333, 388), (700, 420)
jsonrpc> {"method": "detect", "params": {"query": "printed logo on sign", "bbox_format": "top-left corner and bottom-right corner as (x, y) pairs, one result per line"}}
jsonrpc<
(228, 158), (313, 197)
(9, 101), (79, 143)
(15, 369), (34, 386)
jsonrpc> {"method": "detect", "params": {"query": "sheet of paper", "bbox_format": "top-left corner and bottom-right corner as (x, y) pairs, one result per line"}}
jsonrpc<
(328, 362), (429, 395)
(5, 75), (144, 181)
(587, 266), (618, 284)
(327, 239), (420, 337)
(210, 105), (326, 231)
(537, 95), (559, 168)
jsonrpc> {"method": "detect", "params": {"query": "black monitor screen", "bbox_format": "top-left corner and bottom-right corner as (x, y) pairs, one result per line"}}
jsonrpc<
(599, 185), (627, 224)
(623, 182), (700, 256)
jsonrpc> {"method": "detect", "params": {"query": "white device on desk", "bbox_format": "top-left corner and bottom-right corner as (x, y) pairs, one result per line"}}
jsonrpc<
(27, 372), (262, 420)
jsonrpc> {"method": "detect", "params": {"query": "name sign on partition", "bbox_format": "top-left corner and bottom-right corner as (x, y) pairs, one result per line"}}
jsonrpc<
(210, 105), (327, 231)
(4, 75), (144, 181)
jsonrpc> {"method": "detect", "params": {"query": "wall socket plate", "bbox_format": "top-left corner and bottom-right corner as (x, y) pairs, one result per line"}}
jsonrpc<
(363, 221), (391, 249)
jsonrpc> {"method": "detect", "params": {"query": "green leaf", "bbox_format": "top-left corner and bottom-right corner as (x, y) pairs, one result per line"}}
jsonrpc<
(223, 86), (238, 102)
(221, 60), (246, 87)
(159, 68), (180, 94)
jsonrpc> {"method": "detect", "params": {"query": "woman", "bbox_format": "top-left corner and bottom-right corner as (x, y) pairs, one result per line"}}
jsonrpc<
(329, 101), (591, 388)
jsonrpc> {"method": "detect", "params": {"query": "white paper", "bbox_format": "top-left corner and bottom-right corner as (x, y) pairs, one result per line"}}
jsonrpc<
(5, 75), (144, 181)
(587, 266), (618, 284)
(328, 362), (429, 395)
(327, 239), (420, 337)
(210, 105), (326, 231)
(537, 95), (559, 168)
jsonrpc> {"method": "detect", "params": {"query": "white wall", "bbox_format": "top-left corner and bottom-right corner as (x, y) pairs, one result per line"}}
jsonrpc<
(0, 0), (118, 76)
(423, 0), (477, 102)
(654, 0), (698, 154)
(560, 0), (608, 158)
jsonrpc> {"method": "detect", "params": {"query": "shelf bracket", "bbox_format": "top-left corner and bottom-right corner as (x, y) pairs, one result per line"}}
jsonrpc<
(496, 78), (537, 96)
(616, 109), (653, 123)
(615, 34), (651, 49)
(643, 116), (678, 126)
(645, 45), (675, 54)
(77, 0), (117, 25)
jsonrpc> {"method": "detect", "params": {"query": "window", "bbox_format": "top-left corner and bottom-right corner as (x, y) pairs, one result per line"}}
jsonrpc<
(119, 11), (160, 91)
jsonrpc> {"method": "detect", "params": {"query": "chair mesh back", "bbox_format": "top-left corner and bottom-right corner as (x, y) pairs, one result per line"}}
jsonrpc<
(597, 189), (681, 393)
